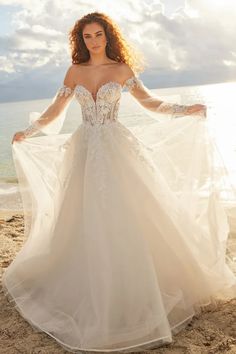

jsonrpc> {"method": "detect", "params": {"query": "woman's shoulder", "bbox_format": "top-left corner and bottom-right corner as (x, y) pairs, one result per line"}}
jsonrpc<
(119, 62), (133, 72)
(64, 64), (80, 77)
(62, 64), (84, 88)
(118, 63), (136, 81)
(66, 63), (83, 73)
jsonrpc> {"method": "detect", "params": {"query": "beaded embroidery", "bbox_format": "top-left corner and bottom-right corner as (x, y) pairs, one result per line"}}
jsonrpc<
(123, 76), (146, 93)
(57, 85), (74, 97)
(156, 102), (190, 118)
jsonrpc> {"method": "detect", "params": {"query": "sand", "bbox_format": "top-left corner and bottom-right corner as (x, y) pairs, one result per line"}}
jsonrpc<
(1, 212), (236, 354)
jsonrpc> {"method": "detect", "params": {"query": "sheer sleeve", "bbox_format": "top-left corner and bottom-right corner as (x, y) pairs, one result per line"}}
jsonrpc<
(22, 84), (75, 137)
(123, 75), (204, 119)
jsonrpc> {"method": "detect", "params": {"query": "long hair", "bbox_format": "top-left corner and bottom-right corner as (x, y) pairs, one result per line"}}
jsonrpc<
(68, 12), (145, 74)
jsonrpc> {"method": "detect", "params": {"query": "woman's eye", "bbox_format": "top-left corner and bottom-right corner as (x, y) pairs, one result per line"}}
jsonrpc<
(84, 33), (103, 40)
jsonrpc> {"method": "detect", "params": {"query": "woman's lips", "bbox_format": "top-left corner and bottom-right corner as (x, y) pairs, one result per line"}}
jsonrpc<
(92, 46), (100, 49)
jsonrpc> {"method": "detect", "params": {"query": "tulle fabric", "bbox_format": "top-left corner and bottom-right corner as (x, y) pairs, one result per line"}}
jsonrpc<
(2, 110), (236, 352)
(26, 84), (74, 136)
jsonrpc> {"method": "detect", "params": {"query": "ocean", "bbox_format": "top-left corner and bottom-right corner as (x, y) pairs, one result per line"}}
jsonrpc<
(1, 81), (236, 211)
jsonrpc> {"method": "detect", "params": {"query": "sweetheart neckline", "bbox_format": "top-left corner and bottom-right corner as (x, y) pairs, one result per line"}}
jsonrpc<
(75, 81), (123, 105)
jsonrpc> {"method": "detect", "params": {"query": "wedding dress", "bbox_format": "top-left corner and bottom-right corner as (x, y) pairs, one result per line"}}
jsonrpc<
(2, 74), (236, 353)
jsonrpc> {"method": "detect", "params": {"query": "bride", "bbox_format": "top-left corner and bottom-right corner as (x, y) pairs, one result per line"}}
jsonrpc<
(3, 11), (236, 353)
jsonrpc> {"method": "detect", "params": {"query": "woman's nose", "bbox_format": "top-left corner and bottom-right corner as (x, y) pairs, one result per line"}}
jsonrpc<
(91, 37), (98, 44)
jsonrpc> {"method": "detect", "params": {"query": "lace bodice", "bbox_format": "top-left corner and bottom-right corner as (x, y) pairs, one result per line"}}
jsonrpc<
(74, 81), (122, 126)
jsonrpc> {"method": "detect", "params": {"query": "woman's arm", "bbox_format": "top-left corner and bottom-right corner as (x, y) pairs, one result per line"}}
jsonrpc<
(12, 65), (76, 143)
(122, 66), (207, 119)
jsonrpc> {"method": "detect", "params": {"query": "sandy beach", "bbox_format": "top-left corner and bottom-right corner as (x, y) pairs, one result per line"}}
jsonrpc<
(1, 211), (236, 353)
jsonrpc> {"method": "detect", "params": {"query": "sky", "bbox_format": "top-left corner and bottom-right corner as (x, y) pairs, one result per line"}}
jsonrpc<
(0, 0), (236, 102)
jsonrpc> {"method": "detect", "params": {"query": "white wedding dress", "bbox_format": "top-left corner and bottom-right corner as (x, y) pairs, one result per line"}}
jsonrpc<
(2, 74), (236, 353)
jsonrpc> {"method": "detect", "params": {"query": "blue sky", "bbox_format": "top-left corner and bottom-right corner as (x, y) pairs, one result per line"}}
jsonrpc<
(0, 0), (236, 102)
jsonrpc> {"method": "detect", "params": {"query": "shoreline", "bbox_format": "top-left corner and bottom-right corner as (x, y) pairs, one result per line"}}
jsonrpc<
(0, 209), (23, 221)
(0, 182), (23, 216)
(0, 177), (18, 184)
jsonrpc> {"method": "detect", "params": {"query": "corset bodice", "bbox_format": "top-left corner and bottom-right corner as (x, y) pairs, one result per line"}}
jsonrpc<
(74, 81), (122, 126)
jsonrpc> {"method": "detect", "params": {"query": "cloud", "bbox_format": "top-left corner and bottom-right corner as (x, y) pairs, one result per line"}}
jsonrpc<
(1, 0), (236, 102)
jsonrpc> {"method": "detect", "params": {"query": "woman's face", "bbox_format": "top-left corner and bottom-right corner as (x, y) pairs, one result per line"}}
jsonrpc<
(82, 22), (107, 54)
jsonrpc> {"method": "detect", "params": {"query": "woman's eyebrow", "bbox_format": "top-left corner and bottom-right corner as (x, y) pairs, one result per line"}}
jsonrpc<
(84, 31), (103, 35)
(84, 30), (103, 35)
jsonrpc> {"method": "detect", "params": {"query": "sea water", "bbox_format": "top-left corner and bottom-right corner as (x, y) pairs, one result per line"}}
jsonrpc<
(0, 82), (236, 211)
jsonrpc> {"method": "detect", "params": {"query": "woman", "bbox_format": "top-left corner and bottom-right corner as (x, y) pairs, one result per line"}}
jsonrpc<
(3, 11), (236, 353)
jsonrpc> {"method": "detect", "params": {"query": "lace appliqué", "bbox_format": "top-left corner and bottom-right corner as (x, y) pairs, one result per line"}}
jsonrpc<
(56, 85), (74, 98)
(83, 124), (111, 207)
(124, 76), (145, 94)
(75, 82), (121, 126)
(113, 123), (179, 208)
(156, 102), (189, 119)
(114, 122), (157, 173)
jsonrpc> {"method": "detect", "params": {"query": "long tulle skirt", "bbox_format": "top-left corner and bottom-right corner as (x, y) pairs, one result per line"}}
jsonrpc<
(2, 117), (236, 353)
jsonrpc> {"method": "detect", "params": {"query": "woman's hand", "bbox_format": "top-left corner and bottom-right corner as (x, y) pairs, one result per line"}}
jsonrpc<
(12, 131), (26, 144)
(187, 104), (207, 118)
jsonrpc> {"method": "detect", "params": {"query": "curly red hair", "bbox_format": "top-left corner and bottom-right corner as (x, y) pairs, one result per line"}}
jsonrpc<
(68, 12), (145, 74)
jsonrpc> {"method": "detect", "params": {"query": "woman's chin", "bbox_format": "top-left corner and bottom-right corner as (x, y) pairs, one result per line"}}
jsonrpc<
(90, 47), (104, 53)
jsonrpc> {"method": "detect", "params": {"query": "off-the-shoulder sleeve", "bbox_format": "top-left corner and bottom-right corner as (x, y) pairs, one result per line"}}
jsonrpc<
(22, 84), (75, 137)
(123, 75), (201, 118)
